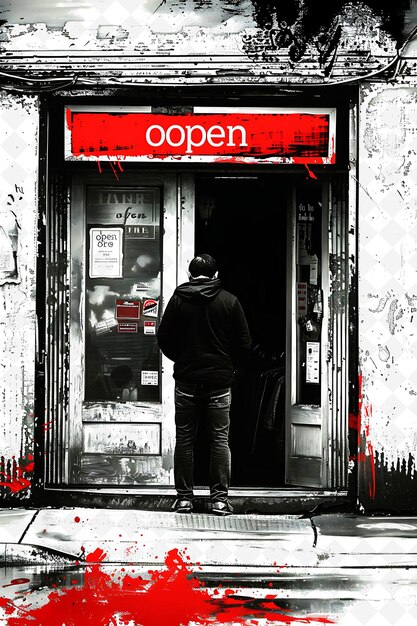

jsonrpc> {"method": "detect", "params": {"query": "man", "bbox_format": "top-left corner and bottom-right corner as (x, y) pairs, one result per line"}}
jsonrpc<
(157, 254), (251, 515)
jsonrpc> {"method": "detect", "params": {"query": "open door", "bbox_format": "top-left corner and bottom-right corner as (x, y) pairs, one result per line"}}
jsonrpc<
(286, 176), (349, 489)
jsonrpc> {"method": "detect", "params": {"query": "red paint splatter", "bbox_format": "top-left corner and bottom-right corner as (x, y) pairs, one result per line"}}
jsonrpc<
(2, 579), (30, 588)
(348, 413), (359, 431)
(0, 548), (335, 625)
(367, 440), (376, 499)
(66, 110), (333, 164)
(361, 384), (376, 499)
(350, 374), (376, 499)
(349, 453), (366, 463)
(74, 516), (81, 523)
(85, 548), (107, 563)
(0, 456), (34, 493)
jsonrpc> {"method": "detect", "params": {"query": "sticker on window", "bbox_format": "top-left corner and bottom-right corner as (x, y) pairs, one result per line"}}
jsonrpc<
(141, 370), (158, 386)
(95, 318), (118, 335)
(116, 300), (141, 320)
(144, 321), (156, 335)
(143, 299), (159, 317)
(118, 322), (138, 333)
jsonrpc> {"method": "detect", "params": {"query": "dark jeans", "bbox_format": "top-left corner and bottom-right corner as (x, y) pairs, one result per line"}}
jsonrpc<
(174, 382), (232, 503)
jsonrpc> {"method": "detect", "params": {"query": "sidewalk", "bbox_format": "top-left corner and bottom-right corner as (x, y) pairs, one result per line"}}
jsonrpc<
(2, 508), (417, 570)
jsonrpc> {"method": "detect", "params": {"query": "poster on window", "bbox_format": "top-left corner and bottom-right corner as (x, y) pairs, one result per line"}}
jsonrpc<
(306, 341), (320, 384)
(89, 227), (123, 278)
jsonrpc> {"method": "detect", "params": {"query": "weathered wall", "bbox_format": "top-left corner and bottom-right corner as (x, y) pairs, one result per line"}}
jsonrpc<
(0, 92), (38, 502)
(357, 82), (417, 511)
(0, 3), (400, 86)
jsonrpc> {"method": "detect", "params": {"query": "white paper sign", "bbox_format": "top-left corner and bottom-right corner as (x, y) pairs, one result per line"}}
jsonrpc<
(94, 317), (118, 335)
(141, 370), (158, 386)
(306, 342), (320, 384)
(89, 227), (123, 278)
(309, 254), (318, 285)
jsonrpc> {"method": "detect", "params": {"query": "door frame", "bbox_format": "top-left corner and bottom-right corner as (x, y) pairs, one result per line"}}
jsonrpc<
(42, 166), (352, 493)
(285, 174), (352, 489)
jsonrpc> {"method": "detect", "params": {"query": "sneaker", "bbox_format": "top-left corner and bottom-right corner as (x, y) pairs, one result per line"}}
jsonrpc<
(212, 500), (233, 516)
(172, 499), (193, 513)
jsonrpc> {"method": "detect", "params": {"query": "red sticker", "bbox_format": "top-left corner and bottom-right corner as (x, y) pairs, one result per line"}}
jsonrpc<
(115, 300), (141, 320)
(143, 299), (158, 317)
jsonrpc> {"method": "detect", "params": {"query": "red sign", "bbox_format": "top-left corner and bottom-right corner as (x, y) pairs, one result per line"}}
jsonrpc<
(115, 300), (140, 320)
(65, 107), (336, 165)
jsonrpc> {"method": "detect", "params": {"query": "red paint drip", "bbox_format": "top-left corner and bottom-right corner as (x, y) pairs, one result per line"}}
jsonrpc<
(108, 159), (120, 181)
(304, 164), (318, 179)
(0, 548), (335, 625)
(349, 374), (363, 449)
(353, 373), (376, 500)
(349, 453), (366, 463)
(367, 440), (376, 499)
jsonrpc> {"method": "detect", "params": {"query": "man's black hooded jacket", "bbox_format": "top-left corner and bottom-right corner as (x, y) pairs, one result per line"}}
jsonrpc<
(157, 278), (251, 387)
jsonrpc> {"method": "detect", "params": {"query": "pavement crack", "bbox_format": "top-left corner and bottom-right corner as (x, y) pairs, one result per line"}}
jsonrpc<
(19, 509), (40, 544)
(310, 517), (318, 548)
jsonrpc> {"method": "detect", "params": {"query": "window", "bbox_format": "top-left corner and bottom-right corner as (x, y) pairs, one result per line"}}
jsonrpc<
(84, 186), (162, 403)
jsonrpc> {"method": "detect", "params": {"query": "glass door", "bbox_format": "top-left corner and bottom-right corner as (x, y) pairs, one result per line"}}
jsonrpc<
(67, 172), (182, 486)
(286, 176), (349, 489)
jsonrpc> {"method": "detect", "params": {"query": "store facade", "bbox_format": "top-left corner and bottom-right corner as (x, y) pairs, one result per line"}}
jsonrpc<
(0, 2), (416, 512)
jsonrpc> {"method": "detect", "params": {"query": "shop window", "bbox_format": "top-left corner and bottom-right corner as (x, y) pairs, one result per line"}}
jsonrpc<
(84, 186), (162, 403)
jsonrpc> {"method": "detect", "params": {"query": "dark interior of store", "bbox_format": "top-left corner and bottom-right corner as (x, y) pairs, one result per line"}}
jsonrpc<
(194, 174), (288, 487)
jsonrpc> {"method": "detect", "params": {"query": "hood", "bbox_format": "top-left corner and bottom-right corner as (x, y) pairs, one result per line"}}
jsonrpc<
(174, 278), (222, 302)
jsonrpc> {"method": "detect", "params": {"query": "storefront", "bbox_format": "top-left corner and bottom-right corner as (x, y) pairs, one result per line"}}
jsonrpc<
(0, 2), (416, 513)
(33, 94), (355, 506)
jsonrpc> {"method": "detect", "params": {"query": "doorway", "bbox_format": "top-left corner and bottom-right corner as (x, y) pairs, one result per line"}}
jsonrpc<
(44, 167), (349, 493)
(194, 175), (288, 487)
